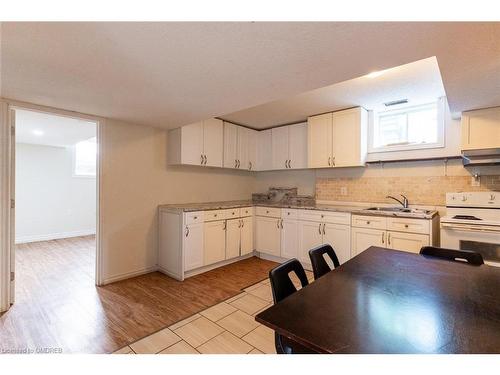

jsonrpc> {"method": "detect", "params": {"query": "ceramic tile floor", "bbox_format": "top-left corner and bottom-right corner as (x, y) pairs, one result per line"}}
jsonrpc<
(113, 271), (314, 354)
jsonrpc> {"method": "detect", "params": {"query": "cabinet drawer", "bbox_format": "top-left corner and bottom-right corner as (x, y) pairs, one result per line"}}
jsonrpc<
(387, 217), (430, 234)
(204, 210), (226, 222)
(351, 215), (387, 230)
(255, 206), (281, 218)
(185, 211), (204, 224)
(281, 208), (298, 219)
(240, 207), (254, 217)
(299, 210), (350, 225)
(223, 208), (241, 219)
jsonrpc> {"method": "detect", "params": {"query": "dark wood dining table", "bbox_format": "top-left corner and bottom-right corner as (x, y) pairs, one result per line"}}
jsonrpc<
(255, 246), (500, 353)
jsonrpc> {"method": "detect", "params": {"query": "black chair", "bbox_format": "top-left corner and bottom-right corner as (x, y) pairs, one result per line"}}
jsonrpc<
(308, 244), (340, 280)
(268, 259), (313, 354)
(420, 246), (484, 266)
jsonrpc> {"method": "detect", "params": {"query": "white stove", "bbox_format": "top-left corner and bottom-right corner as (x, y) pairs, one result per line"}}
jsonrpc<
(441, 192), (500, 266)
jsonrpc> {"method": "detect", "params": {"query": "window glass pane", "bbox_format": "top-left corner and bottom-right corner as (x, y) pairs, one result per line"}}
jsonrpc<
(373, 102), (439, 149)
(74, 137), (96, 176)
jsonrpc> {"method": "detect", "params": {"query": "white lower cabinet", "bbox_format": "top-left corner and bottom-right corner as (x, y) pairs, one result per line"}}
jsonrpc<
(184, 222), (204, 272)
(281, 218), (300, 259)
(204, 220), (226, 266)
(351, 227), (385, 257)
(240, 216), (254, 256)
(226, 218), (241, 259)
(298, 221), (323, 264)
(351, 214), (435, 257)
(387, 231), (429, 253)
(323, 223), (351, 265)
(255, 216), (281, 257)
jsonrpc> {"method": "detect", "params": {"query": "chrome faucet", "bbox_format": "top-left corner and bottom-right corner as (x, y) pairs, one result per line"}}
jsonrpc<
(386, 194), (409, 209)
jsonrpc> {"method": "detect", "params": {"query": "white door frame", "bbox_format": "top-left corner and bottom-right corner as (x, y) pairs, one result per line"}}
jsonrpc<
(0, 99), (104, 312)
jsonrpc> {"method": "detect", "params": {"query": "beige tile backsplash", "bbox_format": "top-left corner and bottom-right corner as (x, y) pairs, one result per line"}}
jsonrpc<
(316, 175), (500, 205)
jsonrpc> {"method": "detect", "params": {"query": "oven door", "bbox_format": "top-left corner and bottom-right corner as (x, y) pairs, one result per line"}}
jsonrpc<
(440, 222), (500, 266)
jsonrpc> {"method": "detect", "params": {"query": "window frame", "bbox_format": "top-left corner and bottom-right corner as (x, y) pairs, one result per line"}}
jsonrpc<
(368, 99), (445, 154)
(72, 137), (97, 178)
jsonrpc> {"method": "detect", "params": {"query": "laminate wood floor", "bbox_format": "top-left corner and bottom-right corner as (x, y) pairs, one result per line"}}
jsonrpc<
(0, 236), (277, 353)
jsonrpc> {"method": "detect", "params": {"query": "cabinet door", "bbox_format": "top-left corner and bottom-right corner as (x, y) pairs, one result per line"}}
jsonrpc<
(257, 129), (272, 171)
(202, 119), (223, 167)
(308, 113), (333, 168)
(181, 122), (203, 166)
(462, 108), (500, 150)
(223, 122), (239, 168)
(226, 219), (241, 259)
(351, 227), (385, 257)
(333, 108), (362, 167)
(237, 127), (249, 171)
(184, 222), (204, 271)
(281, 218), (299, 259)
(240, 216), (254, 255)
(255, 216), (281, 257)
(298, 221), (323, 264)
(288, 122), (308, 169)
(246, 129), (257, 171)
(387, 231), (429, 254)
(204, 220), (226, 266)
(323, 223), (351, 265)
(272, 126), (289, 170)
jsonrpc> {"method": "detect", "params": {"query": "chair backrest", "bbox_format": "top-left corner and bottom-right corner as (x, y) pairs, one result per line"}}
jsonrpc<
(269, 258), (309, 304)
(420, 246), (484, 266)
(308, 244), (340, 280)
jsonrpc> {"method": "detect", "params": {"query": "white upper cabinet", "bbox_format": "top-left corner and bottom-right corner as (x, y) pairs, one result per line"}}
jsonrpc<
(308, 113), (333, 168)
(168, 118), (223, 167)
(272, 122), (308, 170)
(272, 126), (289, 170)
(223, 122), (258, 170)
(257, 129), (272, 171)
(202, 119), (224, 167)
(461, 107), (500, 151)
(223, 122), (239, 169)
(308, 108), (367, 168)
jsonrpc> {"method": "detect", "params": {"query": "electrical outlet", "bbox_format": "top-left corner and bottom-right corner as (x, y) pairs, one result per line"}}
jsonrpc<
(340, 187), (348, 196)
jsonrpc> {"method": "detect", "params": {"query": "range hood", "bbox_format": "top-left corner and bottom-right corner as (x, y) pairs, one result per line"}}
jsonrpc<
(462, 148), (500, 166)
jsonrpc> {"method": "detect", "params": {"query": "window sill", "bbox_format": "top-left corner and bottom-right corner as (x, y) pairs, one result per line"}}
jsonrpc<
(368, 142), (445, 154)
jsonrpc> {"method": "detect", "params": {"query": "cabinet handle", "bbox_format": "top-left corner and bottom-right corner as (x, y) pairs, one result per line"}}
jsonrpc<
(280, 219), (283, 229)
(328, 156), (331, 166)
(367, 221), (370, 225)
(332, 156), (336, 167)
(223, 221), (227, 230)
(235, 159), (238, 168)
(381, 232), (385, 244)
(404, 224), (409, 228)
(277, 219), (280, 229)
(201, 154), (204, 165)
(318, 223), (322, 234)
(289, 160), (292, 168)
(204, 155), (207, 165)
(185, 226), (189, 237)
(241, 219), (244, 228)
(249, 161), (252, 170)
(322, 223), (326, 235)
(388, 233), (391, 246)
(238, 159), (241, 168)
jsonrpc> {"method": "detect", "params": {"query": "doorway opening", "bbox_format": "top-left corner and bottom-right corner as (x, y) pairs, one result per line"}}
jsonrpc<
(11, 108), (99, 306)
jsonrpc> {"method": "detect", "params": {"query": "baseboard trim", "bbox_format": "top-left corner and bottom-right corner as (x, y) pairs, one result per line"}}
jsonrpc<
(15, 230), (96, 244)
(257, 252), (312, 271)
(101, 265), (158, 285)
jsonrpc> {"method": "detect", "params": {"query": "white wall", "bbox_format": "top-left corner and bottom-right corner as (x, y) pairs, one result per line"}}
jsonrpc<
(15, 143), (96, 243)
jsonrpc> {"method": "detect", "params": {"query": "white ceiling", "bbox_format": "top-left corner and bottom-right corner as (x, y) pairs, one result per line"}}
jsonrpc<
(1, 22), (500, 130)
(15, 109), (96, 147)
(221, 57), (446, 128)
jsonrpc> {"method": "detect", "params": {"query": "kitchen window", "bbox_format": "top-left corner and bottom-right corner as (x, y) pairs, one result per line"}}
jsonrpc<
(369, 101), (444, 153)
(73, 137), (97, 177)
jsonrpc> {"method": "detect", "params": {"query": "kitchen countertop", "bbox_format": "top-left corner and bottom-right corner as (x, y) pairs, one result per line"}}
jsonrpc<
(159, 200), (438, 219)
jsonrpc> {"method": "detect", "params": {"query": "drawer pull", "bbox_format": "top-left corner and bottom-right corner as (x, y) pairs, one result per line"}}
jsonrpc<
(266, 210), (269, 214)
(288, 212), (290, 215)
(321, 214), (324, 218)
(194, 216), (198, 220)
(214, 214), (217, 217)
(404, 224), (409, 228)
(366, 221), (370, 225)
